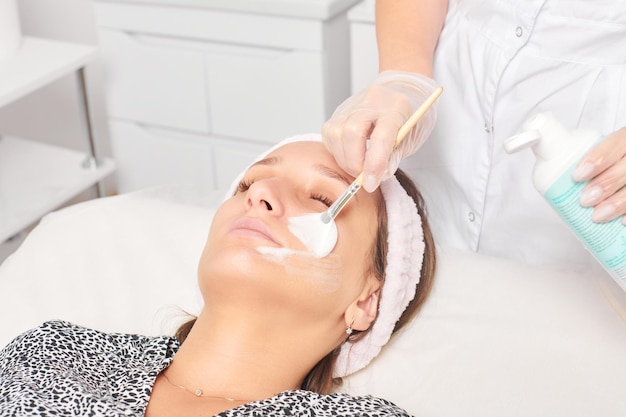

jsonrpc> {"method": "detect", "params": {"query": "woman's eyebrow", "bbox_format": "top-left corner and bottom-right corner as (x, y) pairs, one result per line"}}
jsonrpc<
(313, 164), (351, 186)
(249, 156), (280, 168)
(248, 157), (350, 186)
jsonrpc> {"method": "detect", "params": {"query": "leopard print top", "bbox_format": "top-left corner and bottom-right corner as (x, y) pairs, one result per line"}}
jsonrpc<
(0, 321), (411, 416)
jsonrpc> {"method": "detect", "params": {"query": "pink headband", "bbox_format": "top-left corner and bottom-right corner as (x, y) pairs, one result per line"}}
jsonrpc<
(226, 134), (425, 378)
(334, 175), (424, 377)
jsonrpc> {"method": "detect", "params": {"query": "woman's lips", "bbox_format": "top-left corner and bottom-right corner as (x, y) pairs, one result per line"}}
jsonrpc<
(229, 217), (280, 245)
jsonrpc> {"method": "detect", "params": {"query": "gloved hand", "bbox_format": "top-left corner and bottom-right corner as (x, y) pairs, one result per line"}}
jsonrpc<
(573, 126), (626, 223)
(322, 71), (440, 192)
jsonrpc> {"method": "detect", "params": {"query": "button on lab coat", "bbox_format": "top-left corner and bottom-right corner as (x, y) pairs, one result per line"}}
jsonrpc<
(402, 0), (626, 268)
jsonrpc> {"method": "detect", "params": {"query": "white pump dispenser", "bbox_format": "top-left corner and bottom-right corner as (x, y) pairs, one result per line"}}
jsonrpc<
(504, 112), (626, 292)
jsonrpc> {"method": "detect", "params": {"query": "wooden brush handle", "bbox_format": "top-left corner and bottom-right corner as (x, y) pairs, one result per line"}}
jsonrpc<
(395, 86), (444, 147)
(352, 86), (443, 189)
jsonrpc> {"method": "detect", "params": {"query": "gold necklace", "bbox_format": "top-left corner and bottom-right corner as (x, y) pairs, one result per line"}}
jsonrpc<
(161, 372), (249, 402)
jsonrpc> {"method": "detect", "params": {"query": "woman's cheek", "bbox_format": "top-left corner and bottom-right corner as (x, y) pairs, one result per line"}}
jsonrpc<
(255, 247), (344, 293)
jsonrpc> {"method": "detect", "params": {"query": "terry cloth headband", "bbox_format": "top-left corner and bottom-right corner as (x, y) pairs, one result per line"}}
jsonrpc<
(225, 133), (425, 378)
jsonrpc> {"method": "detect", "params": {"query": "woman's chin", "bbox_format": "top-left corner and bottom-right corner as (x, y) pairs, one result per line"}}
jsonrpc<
(199, 244), (280, 282)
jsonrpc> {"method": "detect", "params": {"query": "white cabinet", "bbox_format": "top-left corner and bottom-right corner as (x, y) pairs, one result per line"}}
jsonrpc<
(107, 122), (213, 192)
(94, 0), (359, 193)
(0, 36), (115, 244)
(205, 45), (325, 142)
(99, 31), (210, 133)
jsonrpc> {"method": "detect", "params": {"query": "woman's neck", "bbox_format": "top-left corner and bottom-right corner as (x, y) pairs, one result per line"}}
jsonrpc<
(166, 308), (318, 401)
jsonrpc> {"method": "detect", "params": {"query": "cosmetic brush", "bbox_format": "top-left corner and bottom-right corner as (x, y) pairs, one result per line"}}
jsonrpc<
(289, 86), (443, 258)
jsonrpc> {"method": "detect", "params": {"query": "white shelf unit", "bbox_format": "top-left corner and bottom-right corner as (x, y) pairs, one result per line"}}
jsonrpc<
(0, 36), (115, 243)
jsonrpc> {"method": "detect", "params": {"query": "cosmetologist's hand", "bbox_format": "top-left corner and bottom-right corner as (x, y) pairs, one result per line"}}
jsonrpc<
(322, 71), (439, 192)
(574, 126), (626, 223)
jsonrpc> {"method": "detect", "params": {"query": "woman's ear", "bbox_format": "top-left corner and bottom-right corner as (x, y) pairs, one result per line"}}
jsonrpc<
(344, 279), (381, 332)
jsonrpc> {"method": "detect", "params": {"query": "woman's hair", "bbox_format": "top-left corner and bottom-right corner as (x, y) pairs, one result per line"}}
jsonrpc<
(175, 168), (437, 394)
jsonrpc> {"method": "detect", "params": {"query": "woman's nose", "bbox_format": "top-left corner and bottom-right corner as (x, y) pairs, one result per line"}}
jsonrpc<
(245, 179), (285, 216)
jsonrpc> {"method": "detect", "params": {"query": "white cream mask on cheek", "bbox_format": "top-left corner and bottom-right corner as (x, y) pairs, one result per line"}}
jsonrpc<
(287, 213), (337, 258)
(256, 246), (343, 293)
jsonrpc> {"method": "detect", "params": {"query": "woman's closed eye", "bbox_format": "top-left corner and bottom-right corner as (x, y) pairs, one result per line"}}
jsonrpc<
(237, 178), (253, 194)
(237, 178), (333, 208)
(311, 193), (333, 208)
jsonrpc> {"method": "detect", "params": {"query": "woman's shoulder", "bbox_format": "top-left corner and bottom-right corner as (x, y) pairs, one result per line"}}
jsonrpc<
(316, 391), (411, 416)
(1, 320), (179, 361)
(0, 320), (179, 416)
(241, 390), (411, 417)
(7, 319), (176, 342)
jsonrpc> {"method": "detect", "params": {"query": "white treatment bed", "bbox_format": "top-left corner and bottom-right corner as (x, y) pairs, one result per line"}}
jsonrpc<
(1, 185), (625, 416)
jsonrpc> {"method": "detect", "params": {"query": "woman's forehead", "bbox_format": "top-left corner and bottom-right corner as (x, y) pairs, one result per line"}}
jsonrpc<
(268, 141), (328, 157)
(260, 142), (347, 174)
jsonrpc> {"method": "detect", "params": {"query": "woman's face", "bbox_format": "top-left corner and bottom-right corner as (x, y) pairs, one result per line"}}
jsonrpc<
(198, 141), (381, 324)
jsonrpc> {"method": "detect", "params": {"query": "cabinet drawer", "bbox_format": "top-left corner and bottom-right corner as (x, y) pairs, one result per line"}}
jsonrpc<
(206, 46), (325, 142)
(99, 29), (210, 133)
(109, 121), (214, 193)
(95, 2), (325, 51)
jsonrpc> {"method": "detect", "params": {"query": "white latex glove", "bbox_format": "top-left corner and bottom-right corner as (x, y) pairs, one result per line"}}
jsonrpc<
(322, 71), (439, 192)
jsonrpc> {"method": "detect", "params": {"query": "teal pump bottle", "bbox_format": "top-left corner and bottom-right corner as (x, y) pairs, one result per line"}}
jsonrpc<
(504, 112), (626, 292)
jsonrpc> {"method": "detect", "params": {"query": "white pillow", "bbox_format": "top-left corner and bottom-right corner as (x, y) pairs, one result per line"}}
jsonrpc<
(342, 247), (626, 416)
(0, 185), (216, 346)
(1, 186), (625, 417)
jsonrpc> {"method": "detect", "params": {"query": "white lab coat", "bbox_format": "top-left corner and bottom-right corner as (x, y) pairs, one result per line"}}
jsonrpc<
(402, 0), (626, 268)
